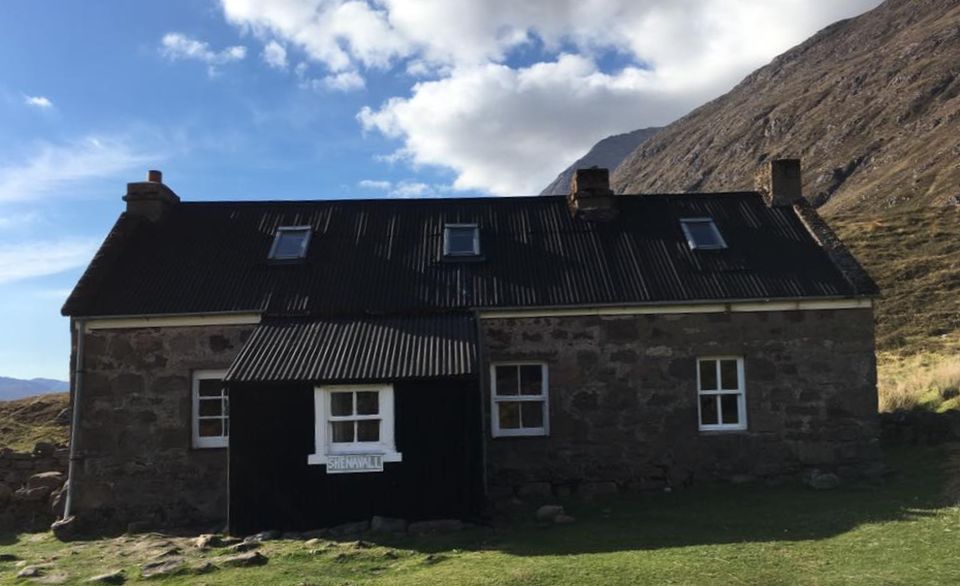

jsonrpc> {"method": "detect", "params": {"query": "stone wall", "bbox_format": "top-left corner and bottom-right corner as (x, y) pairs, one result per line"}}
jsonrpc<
(0, 445), (68, 532)
(480, 308), (879, 497)
(71, 324), (253, 531)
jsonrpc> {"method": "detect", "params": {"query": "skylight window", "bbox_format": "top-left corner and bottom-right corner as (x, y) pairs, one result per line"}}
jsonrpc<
(269, 226), (312, 260)
(443, 224), (480, 257)
(680, 218), (727, 250)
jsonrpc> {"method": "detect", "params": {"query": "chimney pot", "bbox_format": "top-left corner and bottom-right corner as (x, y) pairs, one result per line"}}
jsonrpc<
(758, 159), (803, 207)
(568, 167), (618, 221)
(147, 169), (163, 183)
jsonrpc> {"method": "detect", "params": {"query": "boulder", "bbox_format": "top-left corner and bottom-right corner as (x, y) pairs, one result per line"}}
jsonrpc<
(194, 534), (223, 550)
(408, 519), (464, 535)
(85, 569), (125, 584)
(216, 551), (268, 568)
(245, 529), (281, 542)
(535, 505), (565, 522)
(28, 471), (65, 491)
(280, 532), (303, 540)
(140, 558), (185, 579)
(327, 520), (369, 538)
(807, 472), (841, 491)
(554, 514), (576, 524)
(228, 541), (260, 553)
(17, 565), (50, 578)
(371, 515), (408, 534)
(55, 408), (72, 426)
(14, 485), (52, 502)
(51, 515), (77, 541)
(33, 442), (56, 458)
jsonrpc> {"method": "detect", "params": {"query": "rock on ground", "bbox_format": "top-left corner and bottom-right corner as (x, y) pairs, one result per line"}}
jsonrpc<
(535, 505), (564, 522)
(85, 569), (125, 584)
(216, 551), (268, 568)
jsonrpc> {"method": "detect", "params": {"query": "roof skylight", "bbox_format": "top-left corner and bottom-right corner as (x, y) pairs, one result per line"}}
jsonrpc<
(443, 224), (480, 257)
(269, 226), (312, 260)
(680, 218), (727, 250)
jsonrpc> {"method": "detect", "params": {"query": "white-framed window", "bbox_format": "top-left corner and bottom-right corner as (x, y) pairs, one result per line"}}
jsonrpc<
(697, 357), (747, 431)
(307, 384), (402, 466)
(268, 225), (312, 260)
(443, 223), (480, 257)
(490, 363), (549, 437)
(680, 218), (727, 250)
(192, 369), (229, 449)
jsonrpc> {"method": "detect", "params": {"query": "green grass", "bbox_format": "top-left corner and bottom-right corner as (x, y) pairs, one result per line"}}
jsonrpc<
(2, 445), (960, 585)
(0, 393), (68, 452)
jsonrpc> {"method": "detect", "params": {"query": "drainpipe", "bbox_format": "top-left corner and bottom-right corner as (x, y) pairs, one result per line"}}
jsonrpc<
(62, 318), (85, 519)
(472, 310), (489, 500)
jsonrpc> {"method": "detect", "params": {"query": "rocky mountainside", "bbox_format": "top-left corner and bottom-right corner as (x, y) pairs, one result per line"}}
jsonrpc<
(540, 128), (659, 195)
(0, 377), (69, 402)
(611, 0), (960, 214)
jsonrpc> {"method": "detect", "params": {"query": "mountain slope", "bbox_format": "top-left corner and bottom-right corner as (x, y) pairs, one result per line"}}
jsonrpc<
(540, 128), (659, 195)
(0, 377), (70, 401)
(612, 0), (960, 214)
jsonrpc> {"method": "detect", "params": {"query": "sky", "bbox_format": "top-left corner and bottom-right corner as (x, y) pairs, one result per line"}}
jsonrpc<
(0, 0), (884, 380)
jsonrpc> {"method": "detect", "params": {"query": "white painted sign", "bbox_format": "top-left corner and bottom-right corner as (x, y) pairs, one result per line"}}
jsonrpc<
(326, 453), (384, 474)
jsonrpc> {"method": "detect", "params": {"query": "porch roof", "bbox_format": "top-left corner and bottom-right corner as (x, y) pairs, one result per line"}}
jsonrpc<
(224, 314), (478, 384)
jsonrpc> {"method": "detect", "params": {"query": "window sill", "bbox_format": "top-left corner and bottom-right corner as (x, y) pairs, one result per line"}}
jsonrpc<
(492, 430), (549, 439)
(698, 428), (749, 435)
(307, 451), (403, 466)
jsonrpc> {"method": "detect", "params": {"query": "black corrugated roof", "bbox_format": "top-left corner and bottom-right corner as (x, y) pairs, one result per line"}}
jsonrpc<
(225, 314), (477, 384)
(63, 193), (871, 317)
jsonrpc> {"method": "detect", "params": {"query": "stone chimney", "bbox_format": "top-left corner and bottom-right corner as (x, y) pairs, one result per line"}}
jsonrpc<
(568, 167), (618, 221)
(123, 170), (180, 221)
(756, 159), (803, 207)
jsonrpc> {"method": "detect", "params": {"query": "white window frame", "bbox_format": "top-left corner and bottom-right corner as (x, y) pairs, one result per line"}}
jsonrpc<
(307, 384), (402, 466)
(268, 225), (313, 260)
(696, 357), (747, 432)
(192, 369), (229, 449)
(443, 223), (481, 257)
(680, 218), (727, 250)
(490, 362), (549, 438)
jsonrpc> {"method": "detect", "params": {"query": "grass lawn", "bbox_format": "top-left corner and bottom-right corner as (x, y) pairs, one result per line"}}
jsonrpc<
(2, 445), (960, 585)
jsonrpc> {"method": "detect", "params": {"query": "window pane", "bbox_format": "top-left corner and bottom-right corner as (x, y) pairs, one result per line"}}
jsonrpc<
(495, 366), (519, 396)
(520, 401), (544, 429)
(445, 226), (477, 255)
(331, 421), (354, 443)
(357, 420), (380, 442)
(272, 229), (309, 258)
(199, 398), (222, 417)
(684, 220), (724, 248)
(699, 360), (717, 391)
(721, 394), (741, 425)
(198, 379), (223, 397)
(720, 360), (740, 390)
(199, 419), (223, 437)
(498, 402), (520, 429)
(519, 365), (543, 396)
(330, 392), (353, 416)
(356, 392), (379, 415)
(700, 395), (719, 426)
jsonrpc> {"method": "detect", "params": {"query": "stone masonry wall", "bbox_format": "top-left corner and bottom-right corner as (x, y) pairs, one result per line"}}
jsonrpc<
(71, 324), (253, 531)
(480, 308), (879, 498)
(0, 446), (68, 531)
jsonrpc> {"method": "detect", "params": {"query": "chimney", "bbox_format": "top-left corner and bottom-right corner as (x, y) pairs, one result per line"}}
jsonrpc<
(757, 159), (803, 207)
(123, 170), (180, 221)
(568, 167), (618, 221)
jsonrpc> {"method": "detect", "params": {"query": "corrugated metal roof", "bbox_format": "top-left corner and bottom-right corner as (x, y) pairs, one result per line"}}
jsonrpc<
(225, 314), (477, 384)
(63, 193), (870, 317)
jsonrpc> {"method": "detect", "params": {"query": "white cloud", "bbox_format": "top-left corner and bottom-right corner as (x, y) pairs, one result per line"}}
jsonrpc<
(219, 0), (884, 194)
(389, 181), (431, 198)
(23, 95), (53, 109)
(358, 179), (391, 190)
(322, 71), (365, 92)
(160, 32), (247, 75)
(0, 238), (99, 284)
(0, 136), (157, 202)
(262, 40), (288, 69)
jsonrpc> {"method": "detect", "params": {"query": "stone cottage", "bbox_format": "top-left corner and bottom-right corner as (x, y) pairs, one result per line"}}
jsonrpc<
(59, 160), (879, 534)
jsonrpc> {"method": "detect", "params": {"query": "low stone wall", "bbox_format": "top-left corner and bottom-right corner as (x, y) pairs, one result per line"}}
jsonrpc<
(0, 443), (68, 532)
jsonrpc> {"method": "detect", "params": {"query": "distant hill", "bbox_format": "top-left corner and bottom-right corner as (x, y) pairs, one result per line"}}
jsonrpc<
(540, 128), (659, 195)
(0, 377), (70, 402)
(610, 0), (960, 215)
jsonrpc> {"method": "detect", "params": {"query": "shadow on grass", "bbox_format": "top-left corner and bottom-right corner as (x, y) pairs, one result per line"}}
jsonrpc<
(0, 445), (952, 558)
(365, 444), (952, 557)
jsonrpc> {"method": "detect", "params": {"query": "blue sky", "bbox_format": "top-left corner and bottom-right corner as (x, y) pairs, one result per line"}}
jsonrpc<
(0, 0), (882, 380)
